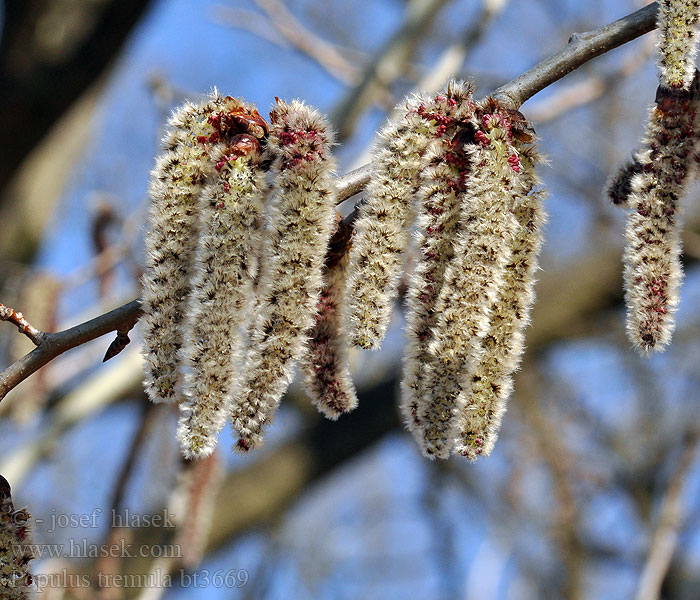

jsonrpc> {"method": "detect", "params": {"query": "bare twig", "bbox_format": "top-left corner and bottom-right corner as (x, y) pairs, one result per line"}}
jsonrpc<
(213, 1), (361, 85)
(493, 2), (658, 108)
(331, 0), (452, 140)
(0, 303), (43, 345)
(0, 300), (141, 401)
(526, 34), (656, 123)
(0, 3), (660, 404)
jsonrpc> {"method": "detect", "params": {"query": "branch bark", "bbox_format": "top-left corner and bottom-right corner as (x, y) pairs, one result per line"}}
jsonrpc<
(0, 2), (660, 403)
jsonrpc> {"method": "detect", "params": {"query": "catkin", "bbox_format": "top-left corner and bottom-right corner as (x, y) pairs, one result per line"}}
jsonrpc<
(177, 126), (269, 458)
(0, 476), (34, 599)
(299, 218), (358, 420)
(230, 100), (337, 452)
(455, 141), (547, 459)
(623, 82), (699, 353)
(400, 82), (477, 434)
(345, 88), (473, 349)
(142, 94), (241, 403)
(415, 100), (522, 459)
(619, 0), (700, 353)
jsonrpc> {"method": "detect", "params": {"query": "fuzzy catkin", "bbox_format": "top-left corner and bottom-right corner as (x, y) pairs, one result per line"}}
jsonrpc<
(230, 100), (337, 452)
(299, 223), (358, 420)
(0, 477), (34, 599)
(455, 143), (547, 460)
(623, 82), (699, 354)
(177, 132), (269, 458)
(656, 0), (700, 90)
(345, 89), (468, 350)
(142, 95), (238, 403)
(414, 100), (522, 459)
(400, 83), (477, 434)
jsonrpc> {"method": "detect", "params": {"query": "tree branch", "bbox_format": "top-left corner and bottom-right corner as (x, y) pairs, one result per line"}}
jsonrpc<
(0, 2), (660, 403)
(0, 300), (141, 401)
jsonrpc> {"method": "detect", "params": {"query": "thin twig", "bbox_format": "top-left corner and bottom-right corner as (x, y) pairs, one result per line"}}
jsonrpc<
(213, 0), (361, 85)
(635, 429), (700, 600)
(0, 303), (43, 346)
(0, 300), (141, 401)
(0, 2), (660, 405)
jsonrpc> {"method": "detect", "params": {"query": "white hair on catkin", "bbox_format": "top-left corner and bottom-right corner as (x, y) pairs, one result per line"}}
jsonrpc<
(299, 219), (358, 420)
(622, 83), (699, 354)
(656, 0), (700, 90)
(345, 85), (474, 350)
(0, 476), (35, 598)
(455, 142), (547, 460)
(414, 99), (522, 459)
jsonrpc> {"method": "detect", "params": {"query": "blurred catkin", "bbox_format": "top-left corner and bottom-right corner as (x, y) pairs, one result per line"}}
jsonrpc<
(622, 81), (699, 353)
(0, 476), (34, 599)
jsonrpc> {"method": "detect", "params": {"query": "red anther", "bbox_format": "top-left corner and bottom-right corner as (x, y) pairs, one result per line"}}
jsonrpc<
(474, 130), (490, 146)
(508, 153), (521, 172)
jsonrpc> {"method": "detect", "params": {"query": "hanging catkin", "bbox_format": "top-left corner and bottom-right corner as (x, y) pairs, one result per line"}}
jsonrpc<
(414, 99), (523, 459)
(230, 100), (337, 452)
(400, 82), (477, 435)
(621, 0), (700, 354)
(142, 94), (246, 403)
(177, 102), (270, 458)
